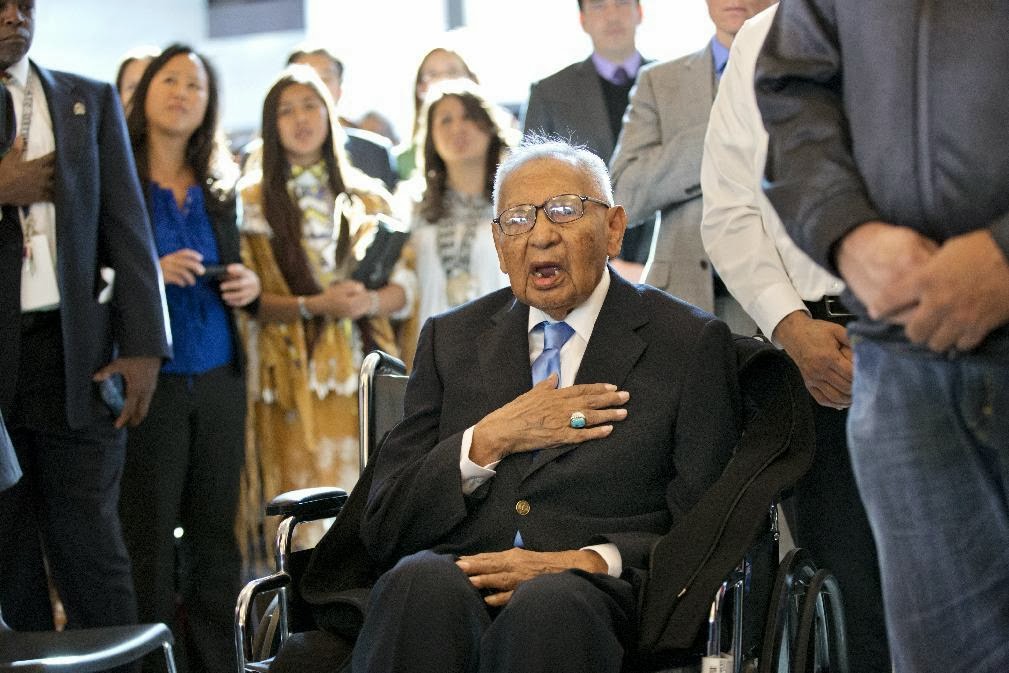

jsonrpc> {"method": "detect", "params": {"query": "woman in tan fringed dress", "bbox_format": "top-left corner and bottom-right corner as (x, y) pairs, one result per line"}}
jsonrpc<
(238, 65), (416, 554)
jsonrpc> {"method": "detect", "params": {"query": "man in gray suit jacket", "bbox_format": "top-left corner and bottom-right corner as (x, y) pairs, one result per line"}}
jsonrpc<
(609, 0), (771, 332)
(350, 141), (741, 673)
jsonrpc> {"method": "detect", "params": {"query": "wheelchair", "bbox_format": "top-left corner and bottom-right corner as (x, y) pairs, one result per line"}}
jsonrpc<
(236, 342), (849, 673)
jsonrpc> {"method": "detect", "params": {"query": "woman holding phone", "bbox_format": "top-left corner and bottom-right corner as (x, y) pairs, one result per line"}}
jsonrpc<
(118, 43), (260, 673)
(238, 65), (415, 546)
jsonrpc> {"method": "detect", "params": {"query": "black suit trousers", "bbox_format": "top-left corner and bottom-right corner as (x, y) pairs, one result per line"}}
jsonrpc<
(352, 550), (636, 673)
(119, 365), (245, 673)
(0, 314), (137, 630)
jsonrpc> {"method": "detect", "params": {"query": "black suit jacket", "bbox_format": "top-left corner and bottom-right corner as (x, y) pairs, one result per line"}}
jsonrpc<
(345, 128), (398, 191)
(0, 87), (13, 155)
(359, 271), (741, 572)
(0, 63), (171, 427)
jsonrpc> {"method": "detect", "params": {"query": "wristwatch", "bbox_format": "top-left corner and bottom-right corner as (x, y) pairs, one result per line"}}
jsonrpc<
(297, 295), (313, 320)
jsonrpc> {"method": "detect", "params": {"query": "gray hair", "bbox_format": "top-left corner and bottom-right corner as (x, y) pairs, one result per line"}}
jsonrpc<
(492, 136), (614, 212)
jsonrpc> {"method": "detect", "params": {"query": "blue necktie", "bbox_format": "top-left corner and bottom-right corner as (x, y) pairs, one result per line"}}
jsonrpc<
(516, 321), (575, 549)
(531, 321), (575, 387)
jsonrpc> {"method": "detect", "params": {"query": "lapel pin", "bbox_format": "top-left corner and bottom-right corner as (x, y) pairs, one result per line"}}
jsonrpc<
(73, 102), (86, 116)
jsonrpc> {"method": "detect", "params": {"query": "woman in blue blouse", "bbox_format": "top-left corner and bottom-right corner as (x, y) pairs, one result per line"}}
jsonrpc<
(119, 44), (260, 673)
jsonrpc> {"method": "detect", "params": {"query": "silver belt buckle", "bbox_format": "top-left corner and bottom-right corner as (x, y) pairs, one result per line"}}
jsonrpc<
(823, 296), (854, 318)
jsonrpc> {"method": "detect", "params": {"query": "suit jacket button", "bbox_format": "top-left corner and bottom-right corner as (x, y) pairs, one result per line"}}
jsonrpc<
(515, 500), (531, 516)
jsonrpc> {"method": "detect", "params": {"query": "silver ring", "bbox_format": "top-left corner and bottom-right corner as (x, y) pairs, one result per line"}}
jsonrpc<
(569, 411), (587, 429)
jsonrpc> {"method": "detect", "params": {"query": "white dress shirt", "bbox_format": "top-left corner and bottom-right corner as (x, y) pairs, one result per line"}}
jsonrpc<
(5, 56), (59, 310)
(699, 5), (844, 341)
(457, 270), (622, 577)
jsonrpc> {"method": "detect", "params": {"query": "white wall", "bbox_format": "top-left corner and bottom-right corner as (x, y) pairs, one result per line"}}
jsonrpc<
(31, 0), (715, 141)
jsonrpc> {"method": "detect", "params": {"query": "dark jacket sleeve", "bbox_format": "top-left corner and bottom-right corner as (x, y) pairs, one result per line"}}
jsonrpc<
(358, 317), (475, 567)
(754, 0), (880, 274)
(96, 81), (172, 359)
(521, 80), (554, 137)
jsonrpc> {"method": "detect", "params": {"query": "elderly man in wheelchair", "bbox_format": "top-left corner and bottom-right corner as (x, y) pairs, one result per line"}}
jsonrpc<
(237, 139), (843, 673)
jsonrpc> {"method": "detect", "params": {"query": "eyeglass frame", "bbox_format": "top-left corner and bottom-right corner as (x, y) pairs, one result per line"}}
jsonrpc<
(492, 193), (612, 236)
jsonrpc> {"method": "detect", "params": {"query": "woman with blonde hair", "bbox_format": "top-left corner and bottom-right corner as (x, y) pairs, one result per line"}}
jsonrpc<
(238, 65), (415, 545)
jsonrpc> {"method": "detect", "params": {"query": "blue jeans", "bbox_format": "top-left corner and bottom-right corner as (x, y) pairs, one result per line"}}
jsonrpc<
(848, 339), (1009, 672)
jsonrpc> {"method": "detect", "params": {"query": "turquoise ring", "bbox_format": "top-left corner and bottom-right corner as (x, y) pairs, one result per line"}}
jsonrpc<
(569, 411), (587, 429)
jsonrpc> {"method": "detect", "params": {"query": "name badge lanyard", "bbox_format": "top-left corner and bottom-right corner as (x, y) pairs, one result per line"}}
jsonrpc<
(17, 69), (38, 274)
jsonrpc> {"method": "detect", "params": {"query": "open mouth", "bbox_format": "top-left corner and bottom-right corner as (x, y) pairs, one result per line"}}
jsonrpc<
(530, 263), (563, 288)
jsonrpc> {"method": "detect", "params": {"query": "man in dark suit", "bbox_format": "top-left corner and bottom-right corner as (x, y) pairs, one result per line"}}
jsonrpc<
(0, 0), (171, 632)
(350, 139), (741, 673)
(522, 0), (652, 279)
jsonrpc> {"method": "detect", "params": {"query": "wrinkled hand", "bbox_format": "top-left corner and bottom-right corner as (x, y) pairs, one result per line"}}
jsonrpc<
(93, 356), (161, 429)
(218, 263), (261, 308)
(888, 230), (1009, 352)
(836, 221), (938, 319)
(772, 310), (853, 409)
(469, 376), (629, 465)
(0, 138), (55, 205)
(160, 248), (205, 287)
(312, 280), (371, 320)
(456, 547), (607, 607)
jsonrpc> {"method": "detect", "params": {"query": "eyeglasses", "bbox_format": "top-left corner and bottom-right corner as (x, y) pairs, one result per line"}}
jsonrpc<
(493, 193), (611, 236)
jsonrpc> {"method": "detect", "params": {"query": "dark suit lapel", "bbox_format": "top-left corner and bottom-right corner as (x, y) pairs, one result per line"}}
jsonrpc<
(573, 272), (647, 388)
(477, 295), (533, 414)
(524, 271), (648, 477)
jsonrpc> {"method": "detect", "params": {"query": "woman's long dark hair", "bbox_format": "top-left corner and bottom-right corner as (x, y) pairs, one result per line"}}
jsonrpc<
(126, 43), (224, 189)
(260, 65), (353, 272)
(417, 79), (510, 223)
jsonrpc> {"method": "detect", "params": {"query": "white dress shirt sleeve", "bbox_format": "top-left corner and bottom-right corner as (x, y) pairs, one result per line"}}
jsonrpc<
(700, 8), (844, 341)
(459, 426), (500, 495)
(699, 11), (806, 340)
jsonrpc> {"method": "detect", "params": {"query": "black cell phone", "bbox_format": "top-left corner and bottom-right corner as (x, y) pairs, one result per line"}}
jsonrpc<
(99, 374), (125, 416)
(202, 264), (229, 279)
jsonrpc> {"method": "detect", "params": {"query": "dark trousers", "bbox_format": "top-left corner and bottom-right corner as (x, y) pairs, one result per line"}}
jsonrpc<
(0, 313), (137, 631)
(790, 399), (891, 673)
(119, 365), (245, 673)
(352, 550), (636, 673)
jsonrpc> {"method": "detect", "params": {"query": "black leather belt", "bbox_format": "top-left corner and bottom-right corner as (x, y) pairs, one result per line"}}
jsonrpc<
(804, 295), (854, 324)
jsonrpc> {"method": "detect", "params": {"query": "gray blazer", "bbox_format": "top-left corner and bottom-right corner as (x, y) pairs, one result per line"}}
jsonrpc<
(610, 46), (716, 309)
(522, 57), (616, 163)
(359, 270), (741, 573)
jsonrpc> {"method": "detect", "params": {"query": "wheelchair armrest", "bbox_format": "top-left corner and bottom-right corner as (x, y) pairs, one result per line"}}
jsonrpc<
(265, 487), (349, 520)
(236, 571), (291, 668)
